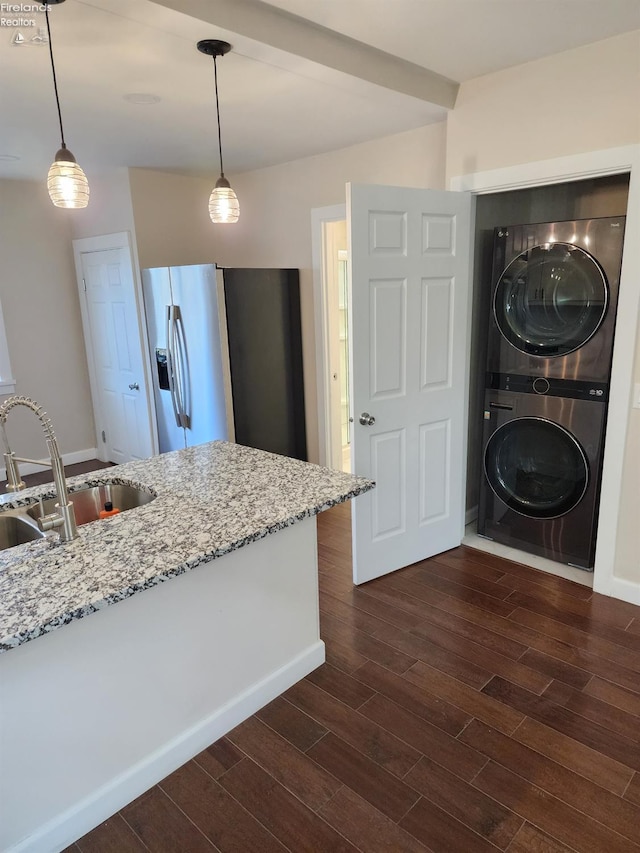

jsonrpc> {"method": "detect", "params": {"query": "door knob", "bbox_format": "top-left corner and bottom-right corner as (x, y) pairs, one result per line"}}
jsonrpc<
(128, 382), (140, 391)
(359, 412), (375, 426)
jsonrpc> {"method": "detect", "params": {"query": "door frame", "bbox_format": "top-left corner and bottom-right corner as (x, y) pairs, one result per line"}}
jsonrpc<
(451, 143), (640, 603)
(311, 204), (347, 468)
(72, 231), (158, 462)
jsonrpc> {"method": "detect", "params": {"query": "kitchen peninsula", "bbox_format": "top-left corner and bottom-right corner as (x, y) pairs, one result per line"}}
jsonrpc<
(0, 441), (373, 853)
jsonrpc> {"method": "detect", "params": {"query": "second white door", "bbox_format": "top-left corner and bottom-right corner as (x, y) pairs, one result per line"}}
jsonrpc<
(75, 237), (154, 464)
(348, 183), (473, 584)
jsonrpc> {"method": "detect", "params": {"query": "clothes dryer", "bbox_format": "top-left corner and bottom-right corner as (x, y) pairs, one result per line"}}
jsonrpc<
(477, 379), (607, 570)
(487, 217), (625, 383)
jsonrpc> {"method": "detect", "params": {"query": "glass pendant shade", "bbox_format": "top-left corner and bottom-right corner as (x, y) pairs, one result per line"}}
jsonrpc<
(45, 3), (90, 209)
(198, 40), (239, 225)
(47, 147), (89, 208)
(209, 175), (239, 223)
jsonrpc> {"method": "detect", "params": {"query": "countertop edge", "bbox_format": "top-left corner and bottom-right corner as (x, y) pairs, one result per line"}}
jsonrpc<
(0, 475), (372, 653)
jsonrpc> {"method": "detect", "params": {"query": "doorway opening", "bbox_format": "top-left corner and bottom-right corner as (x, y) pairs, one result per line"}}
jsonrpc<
(323, 218), (351, 473)
(462, 168), (635, 589)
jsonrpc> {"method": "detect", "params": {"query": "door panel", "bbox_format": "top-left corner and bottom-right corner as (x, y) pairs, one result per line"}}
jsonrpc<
(421, 277), (453, 389)
(371, 429), (406, 540)
(349, 183), (473, 584)
(419, 419), (450, 523)
(371, 278), (406, 398)
(113, 302), (132, 371)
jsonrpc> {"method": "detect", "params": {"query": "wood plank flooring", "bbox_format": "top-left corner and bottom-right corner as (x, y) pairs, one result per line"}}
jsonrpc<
(2, 459), (115, 491)
(66, 501), (640, 852)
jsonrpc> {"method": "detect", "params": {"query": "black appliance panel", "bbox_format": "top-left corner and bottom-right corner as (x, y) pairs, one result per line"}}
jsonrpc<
(224, 268), (307, 461)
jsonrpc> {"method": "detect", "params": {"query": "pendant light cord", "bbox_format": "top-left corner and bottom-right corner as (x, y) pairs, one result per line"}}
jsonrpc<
(213, 55), (225, 177)
(45, 8), (66, 148)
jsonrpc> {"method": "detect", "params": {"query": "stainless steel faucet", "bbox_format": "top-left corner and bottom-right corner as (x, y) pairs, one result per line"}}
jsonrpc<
(0, 395), (78, 542)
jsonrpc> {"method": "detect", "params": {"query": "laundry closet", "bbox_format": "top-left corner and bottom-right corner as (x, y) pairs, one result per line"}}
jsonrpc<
(467, 173), (630, 570)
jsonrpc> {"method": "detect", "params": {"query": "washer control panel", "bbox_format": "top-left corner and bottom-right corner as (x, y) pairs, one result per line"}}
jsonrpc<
(485, 372), (609, 402)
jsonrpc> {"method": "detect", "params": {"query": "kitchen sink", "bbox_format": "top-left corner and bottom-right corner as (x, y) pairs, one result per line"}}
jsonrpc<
(26, 483), (155, 527)
(0, 512), (46, 549)
(0, 483), (155, 551)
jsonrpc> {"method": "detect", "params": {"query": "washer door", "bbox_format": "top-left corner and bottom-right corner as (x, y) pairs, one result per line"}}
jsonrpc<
(494, 242), (608, 356)
(484, 417), (589, 519)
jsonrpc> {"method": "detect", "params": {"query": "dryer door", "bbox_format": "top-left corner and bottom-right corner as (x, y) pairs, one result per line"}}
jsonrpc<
(484, 417), (589, 519)
(494, 242), (608, 357)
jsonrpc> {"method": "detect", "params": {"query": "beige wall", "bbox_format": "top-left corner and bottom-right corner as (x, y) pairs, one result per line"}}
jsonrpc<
(69, 168), (138, 243)
(129, 169), (225, 269)
(0, 180), (95, 459)
(212, 122), (448, 462)
(447, 30), (640, 586)
(447, 30), (640, 178)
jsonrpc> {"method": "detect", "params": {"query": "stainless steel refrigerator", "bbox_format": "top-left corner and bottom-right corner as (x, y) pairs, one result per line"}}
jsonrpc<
(142, 263), (307, 460)
(142, 264), (228, 452)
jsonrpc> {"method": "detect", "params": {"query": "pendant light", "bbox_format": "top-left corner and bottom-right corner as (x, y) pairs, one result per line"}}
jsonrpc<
(197, 39), (239, 224)
(45, 0), (89, 209)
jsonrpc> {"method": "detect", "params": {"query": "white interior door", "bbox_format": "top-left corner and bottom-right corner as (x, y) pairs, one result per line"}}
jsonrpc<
(348, 183), (473, 584)
(77, 243), (154, 464)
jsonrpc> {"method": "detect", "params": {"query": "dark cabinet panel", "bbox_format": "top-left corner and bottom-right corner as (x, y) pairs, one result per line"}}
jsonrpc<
(224, 268), (307, 461)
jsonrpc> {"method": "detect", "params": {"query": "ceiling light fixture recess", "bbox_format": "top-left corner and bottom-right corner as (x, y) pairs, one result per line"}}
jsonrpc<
(45, 0), (89, 209)
(197, 39), (239, 224)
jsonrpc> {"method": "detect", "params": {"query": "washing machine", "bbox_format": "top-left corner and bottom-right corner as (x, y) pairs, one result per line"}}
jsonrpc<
(487, 216), (625, 383)
(477, 378), (607, 570)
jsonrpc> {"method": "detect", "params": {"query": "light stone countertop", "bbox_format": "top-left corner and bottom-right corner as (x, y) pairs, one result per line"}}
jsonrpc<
(0, 441), (374, 654)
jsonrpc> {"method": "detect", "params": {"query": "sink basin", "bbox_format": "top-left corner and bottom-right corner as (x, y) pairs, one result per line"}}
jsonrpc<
(0, 483), (154, 550)
(27, 483), (155, 527)
(0, 512), (46, 549)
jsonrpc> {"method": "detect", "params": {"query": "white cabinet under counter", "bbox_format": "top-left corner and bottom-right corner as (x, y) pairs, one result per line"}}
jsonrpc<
(0, 442), (373, 853)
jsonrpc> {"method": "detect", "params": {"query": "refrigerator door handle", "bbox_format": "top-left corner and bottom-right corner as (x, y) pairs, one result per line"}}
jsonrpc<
(166, 305), (187, 428)
(172, 307), (191, 430)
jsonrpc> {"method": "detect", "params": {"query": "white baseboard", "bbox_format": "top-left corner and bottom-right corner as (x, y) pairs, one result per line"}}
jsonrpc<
(607, 576), (640, 605)
(0, 448), (98, 482)
(10, 640), (325, 853)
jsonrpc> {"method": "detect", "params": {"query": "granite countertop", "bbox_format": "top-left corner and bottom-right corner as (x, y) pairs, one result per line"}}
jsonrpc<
(0, 442), (374, 654)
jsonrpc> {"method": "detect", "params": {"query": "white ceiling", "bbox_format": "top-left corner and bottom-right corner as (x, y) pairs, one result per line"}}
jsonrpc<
(266, 0), (640, 82)
(1, 0), (639, 181)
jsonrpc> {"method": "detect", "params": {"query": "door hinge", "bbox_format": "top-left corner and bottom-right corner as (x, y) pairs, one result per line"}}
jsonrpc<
(83, 277), (87, 292)
(101, 430), (106, 443)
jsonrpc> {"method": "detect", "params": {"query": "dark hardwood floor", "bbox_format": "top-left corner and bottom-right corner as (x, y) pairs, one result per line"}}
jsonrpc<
(2, 459), (115, 491)
(65, 501), (640, 853)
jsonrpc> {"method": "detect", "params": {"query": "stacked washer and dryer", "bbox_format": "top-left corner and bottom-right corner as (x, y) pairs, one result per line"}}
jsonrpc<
(477, 216), (626, 570)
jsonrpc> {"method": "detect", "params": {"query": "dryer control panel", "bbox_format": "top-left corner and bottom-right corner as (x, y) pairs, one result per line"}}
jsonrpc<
(485, 372), (608, 401)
